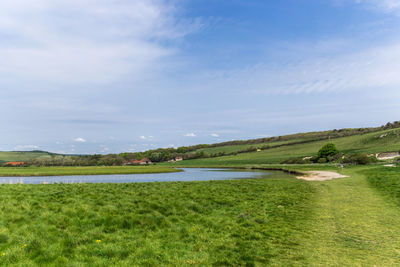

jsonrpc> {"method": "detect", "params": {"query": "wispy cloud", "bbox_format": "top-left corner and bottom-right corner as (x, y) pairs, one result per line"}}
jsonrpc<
(0, 0), (198, 84)
(353, 0), (400, 13)
(73, 137), (86, 143)
(184, 133), (196, 137)
(211, 133), (219, 137)
(140, 135), (154, 140)
(198, 38), (400, 96)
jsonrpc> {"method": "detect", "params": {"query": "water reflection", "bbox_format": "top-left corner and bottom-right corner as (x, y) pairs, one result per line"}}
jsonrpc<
(0, 168), (270, 185)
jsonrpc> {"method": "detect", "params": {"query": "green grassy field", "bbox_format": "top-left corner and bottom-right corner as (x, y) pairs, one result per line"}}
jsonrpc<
(0, 166), (180, 177)
(1, 127), (400, 265)
(172, 128), (400, 166)
(0, 172), (316, 266)
(194, 139), (307, 155)
(0, 165), (400, 265)
(0, 151), (64, 163)
(364, 166), (400, 205)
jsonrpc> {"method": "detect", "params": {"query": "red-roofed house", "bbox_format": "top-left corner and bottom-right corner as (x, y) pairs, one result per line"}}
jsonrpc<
(5, 162), (26, 167)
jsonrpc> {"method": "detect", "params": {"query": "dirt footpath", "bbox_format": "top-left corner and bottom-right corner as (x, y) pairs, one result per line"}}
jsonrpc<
(297, 171), (348, 181)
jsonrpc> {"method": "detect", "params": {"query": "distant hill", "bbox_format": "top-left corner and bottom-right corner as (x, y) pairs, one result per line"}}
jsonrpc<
(1, 121), (399, 166)
(0, 151), (63, 163)
(179, 121), (400, 157)
(174, 125), (400, 166)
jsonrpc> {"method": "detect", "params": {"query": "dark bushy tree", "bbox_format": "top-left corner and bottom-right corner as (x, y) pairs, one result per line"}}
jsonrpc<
(342, 154), (375, 165)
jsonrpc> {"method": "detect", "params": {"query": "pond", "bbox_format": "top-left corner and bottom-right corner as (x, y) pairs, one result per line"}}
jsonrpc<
(0, 168), (288, 184)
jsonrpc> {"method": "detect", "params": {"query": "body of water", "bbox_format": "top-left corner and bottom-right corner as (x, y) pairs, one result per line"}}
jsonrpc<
(0, 168), (275, 184)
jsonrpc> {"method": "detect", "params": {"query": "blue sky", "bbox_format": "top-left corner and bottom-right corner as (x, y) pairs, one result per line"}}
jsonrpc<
(1, 0), (400, 154)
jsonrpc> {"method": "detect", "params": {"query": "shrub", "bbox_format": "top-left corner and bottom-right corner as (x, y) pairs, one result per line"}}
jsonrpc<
(318, 143), (339, 159)
(317, 158), (327, 164)
(342, 154), (375, 165)
(280, 158), (306, 164)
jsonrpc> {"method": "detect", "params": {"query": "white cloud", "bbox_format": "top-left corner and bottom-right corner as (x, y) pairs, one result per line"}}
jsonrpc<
(211, 133), (219, 137)
(73, 137), (86, 143)
(184, 133), (196, 137)
(140, 135), (154, 140)
(0, 0), (197, 84)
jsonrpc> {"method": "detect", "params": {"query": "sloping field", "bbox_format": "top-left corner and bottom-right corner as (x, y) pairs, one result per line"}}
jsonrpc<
(194, 139), (307, 155)
(174, 128), (400, 166)
(0, 151), (59, 163)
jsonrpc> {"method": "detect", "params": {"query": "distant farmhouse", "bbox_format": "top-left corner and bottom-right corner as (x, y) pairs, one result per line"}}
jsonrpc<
(5, 162), (26, 167)
(125, 158), (153, 165)
(168, 156), (183, 163)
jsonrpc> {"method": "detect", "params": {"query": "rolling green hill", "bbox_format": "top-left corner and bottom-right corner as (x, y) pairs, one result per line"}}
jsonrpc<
(2, 122), (400, 166)
(194, 139), (308, 155)
(0, 151), (63, 163)
(172, 127), (400, 166)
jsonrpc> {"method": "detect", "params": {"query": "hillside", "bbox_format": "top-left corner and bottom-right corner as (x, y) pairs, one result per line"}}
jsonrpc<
(172, 127), (400, 166)
(180, 122), (400, 158)
(2, 122), (400, 166)
(0, 151), (62, 163)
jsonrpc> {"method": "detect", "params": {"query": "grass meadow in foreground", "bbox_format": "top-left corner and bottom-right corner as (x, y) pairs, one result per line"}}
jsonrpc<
(293, 166), (400, 266)
(364, 166), (400, 205)
(0, 173), (316, 266)
(1, 165), (400, 266)
(0, 166), (180, 177)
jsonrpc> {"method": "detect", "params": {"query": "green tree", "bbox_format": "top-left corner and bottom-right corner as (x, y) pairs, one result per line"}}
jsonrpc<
(149, 152), (162, 162)
(318, 143), (339, 159)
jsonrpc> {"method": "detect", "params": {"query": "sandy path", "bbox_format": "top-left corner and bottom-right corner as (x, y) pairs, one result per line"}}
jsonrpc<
(297, 171), (348, 181)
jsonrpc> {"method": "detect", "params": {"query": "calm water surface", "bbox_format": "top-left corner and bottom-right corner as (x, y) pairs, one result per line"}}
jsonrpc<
(0, 168), (275, 184)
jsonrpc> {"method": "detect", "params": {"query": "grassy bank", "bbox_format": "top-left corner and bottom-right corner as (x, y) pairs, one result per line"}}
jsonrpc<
(0, 173), (316, 266)
(0, 166), (180, 177)
(364, 166), (400, 205)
